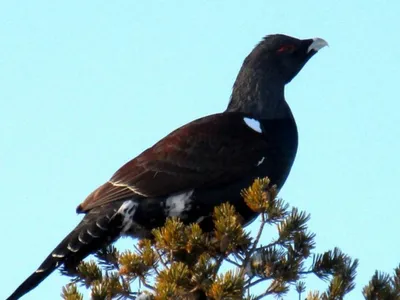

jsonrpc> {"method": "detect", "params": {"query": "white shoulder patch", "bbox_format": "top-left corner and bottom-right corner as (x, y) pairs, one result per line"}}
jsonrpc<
(243, 117), (262, 133)
(165, 190), (194, 217)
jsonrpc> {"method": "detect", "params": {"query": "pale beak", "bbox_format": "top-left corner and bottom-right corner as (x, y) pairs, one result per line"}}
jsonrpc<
(307, 38), (329, 53)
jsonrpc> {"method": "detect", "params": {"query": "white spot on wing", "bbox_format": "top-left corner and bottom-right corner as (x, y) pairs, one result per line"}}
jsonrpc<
(165, 190), (194, 217)
(257, 157), (265, 166)
(243, 117), (262, 133)
(117, 200), (138, 234)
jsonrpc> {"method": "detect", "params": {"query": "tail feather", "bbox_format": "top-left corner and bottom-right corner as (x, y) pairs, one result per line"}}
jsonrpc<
(7, 202), (124, 300)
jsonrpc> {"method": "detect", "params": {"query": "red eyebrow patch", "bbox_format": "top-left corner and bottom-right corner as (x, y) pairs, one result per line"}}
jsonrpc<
(277, 45), (296, 53)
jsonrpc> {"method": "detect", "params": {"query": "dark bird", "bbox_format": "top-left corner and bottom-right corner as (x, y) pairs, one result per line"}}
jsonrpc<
(7, 34), (327, 299)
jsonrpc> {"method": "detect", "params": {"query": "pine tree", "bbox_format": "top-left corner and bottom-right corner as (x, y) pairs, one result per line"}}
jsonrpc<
(60, 178), (400, 300)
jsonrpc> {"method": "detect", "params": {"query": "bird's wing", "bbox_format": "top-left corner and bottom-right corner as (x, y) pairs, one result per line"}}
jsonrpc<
(77, 112), (268, 213)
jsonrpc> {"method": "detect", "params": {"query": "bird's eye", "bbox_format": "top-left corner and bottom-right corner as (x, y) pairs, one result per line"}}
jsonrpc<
(277, 45), (296, 53)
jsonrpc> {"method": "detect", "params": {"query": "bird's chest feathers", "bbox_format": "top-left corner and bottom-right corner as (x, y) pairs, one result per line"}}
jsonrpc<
(241, 116), (298, 167)
(241, 117), (269, 168)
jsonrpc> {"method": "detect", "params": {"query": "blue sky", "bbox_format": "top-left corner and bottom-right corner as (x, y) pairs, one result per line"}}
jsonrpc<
(1, 1), (399, 299)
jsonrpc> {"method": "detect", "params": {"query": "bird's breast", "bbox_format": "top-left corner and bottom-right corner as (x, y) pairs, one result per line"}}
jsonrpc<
(257, 117), (298, 188)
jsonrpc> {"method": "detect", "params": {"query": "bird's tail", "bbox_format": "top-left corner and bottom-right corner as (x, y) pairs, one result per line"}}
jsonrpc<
(7, 202), (125, 300)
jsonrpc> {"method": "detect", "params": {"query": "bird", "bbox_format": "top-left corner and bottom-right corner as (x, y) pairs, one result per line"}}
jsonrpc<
(7, 34), (327, 299)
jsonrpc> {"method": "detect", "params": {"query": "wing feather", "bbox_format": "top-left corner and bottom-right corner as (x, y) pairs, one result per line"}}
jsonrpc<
(77, 112), (268, 213)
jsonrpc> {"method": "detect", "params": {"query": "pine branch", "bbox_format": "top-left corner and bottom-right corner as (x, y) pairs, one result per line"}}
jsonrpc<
(363, 265), (400, 299)
(58, 177), (399, 300)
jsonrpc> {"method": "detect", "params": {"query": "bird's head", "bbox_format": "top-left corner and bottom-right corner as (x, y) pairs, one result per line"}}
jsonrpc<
(245, 34), (328, 84)
(228, 34), (328, 117)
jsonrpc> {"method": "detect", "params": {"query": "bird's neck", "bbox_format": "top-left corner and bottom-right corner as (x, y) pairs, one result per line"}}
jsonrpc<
(226, 69), (293, 120)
